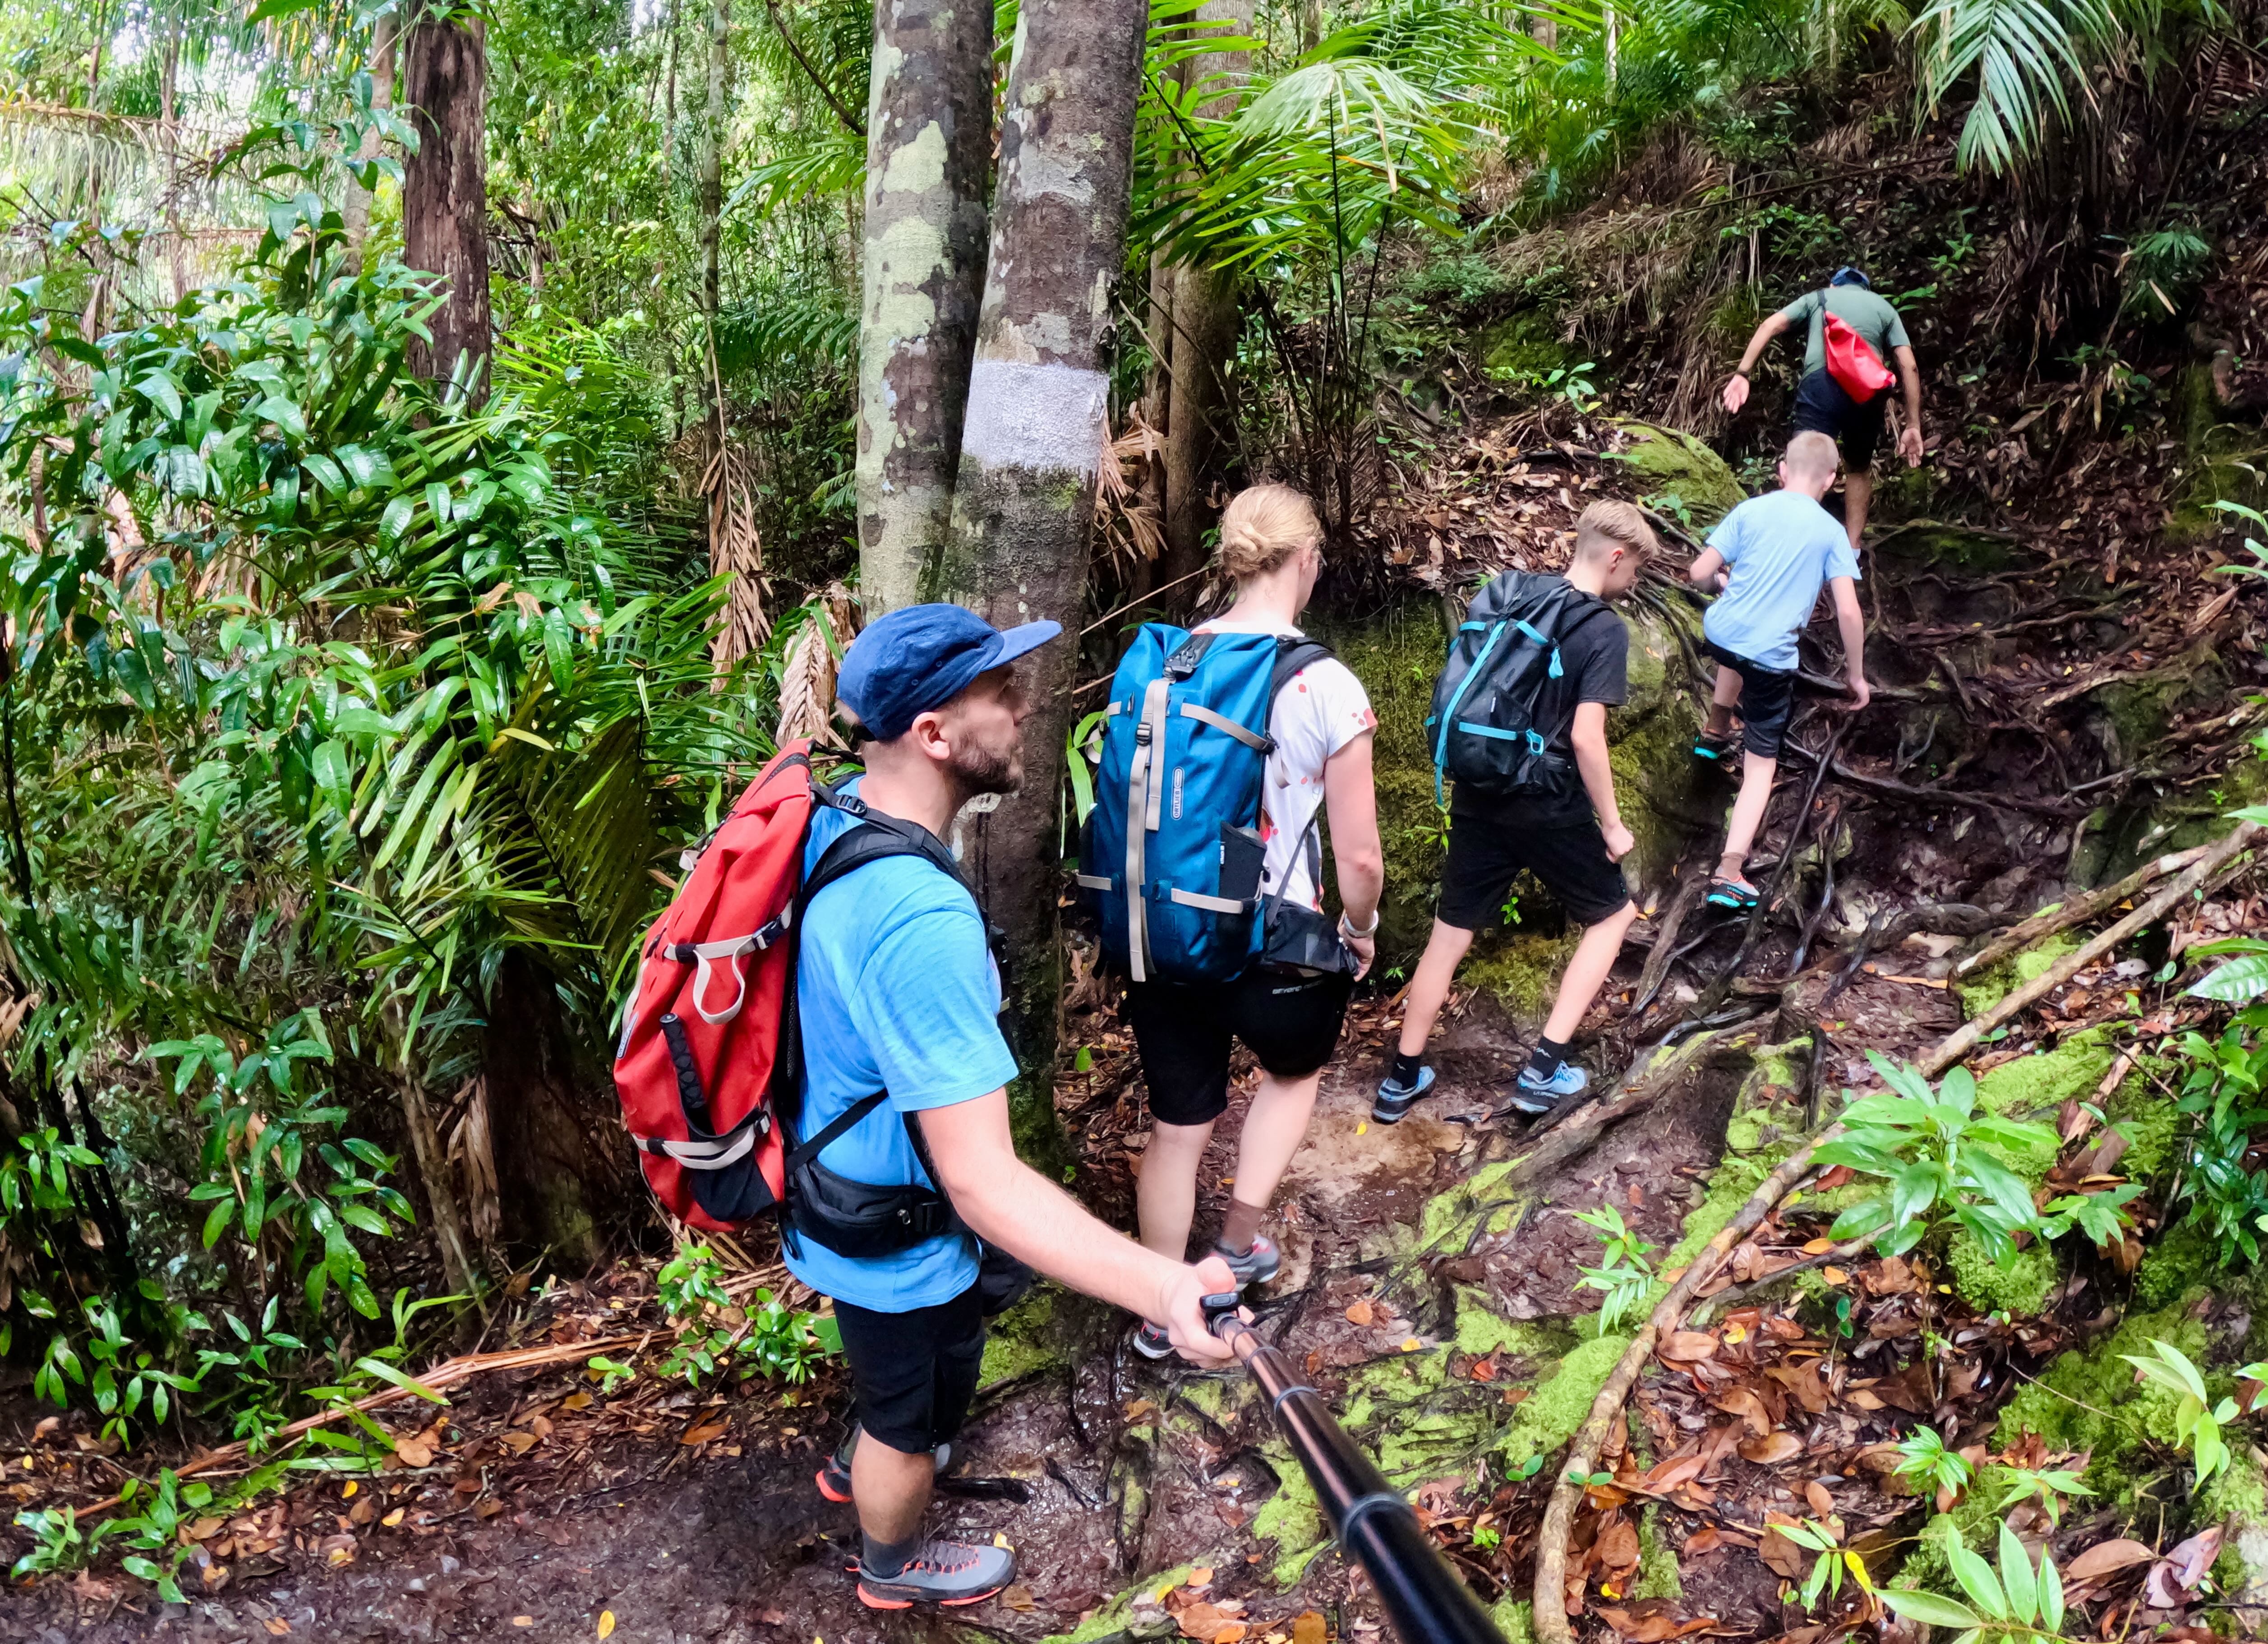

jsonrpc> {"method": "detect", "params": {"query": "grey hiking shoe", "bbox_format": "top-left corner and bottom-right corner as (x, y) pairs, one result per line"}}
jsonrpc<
(1373, 1063), (1437, 1124)
(856, 1537), (1017, 1609)
(1213, 1231), (1281, 1287)
(1133, 1319), (1175, 1360)
(1509, 1060), (1589, 1116)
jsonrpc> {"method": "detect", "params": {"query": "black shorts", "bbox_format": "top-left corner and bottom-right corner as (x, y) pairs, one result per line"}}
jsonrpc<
(1706, 640), (1798, 760)
(1792, 368), (1887, 468)
(833, 1283), (987, 1456)
(1439, 812), (1631, 930)
(1125, 967), (1354, 1127)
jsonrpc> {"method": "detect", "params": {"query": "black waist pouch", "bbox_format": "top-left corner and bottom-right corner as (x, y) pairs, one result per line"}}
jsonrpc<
(788, 1153), (961, 1259)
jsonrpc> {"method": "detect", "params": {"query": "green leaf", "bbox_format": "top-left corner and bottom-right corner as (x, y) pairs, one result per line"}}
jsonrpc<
(135, 372), (183, 421)
(1998, 1521), (2037, 1625)
(2039, 1547), (2065, 1635)
(349, 1357), (448, 1404)
(1878, 1591), (1984, 1630)
(1945, 1532), (2007, 1619)
(2191, 953), (2268, 1003)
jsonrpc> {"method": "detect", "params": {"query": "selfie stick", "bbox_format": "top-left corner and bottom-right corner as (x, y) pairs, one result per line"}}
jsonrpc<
(1202, 1294), (1509, 1644)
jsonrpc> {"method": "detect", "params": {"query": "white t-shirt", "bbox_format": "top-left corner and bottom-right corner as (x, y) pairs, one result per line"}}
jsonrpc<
(1194, 619), (1377, 911)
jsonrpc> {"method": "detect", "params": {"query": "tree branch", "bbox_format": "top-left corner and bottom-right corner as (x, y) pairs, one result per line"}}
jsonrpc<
(762, 0), (864, 137)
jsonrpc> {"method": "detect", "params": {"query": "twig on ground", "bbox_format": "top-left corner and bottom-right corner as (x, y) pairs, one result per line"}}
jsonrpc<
(1531, 1123), (1845, 1644)
(70, 1332), (651, 1518)
(1688, 1237), (1871, 1325)
(1918, 821), (2264, 1077)
(1956, 844), (2212, 975)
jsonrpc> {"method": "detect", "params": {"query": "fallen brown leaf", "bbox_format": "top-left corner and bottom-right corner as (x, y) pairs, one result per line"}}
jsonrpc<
(1710, 1388), (1770, 1436)
(393, 1436), (434, 1469)
(1293, 1612), (1327, 1644)
(1345, 1300), (1375, 1326)
(2065, 1539), (2157, 1582)
(1003, 1584), (1037, 1612)
(680, 1420), (727, 1446)
(1758, 1527), (1808, 1579)
(1738, 1432), (1804, 1466)
(1596, 1518), (1641, 1570)
(1683, 1527), (1723, 1556)
(1660, 1331), (1718, 1361)
(1804, 1481), (1836, 1517)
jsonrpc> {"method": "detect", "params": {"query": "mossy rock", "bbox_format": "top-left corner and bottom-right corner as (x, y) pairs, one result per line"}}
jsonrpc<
(1479, 308), (1580, 380)
(1869, 524), (2027, 576)
(978, 1284), (1066, 1387)
(1956, 933), (2080, 1020)
(1041, 1565), (1196, 1643)
(2166, 424), (2268, 546)
(1722, 1036), (1812, 1159)
(1945, 1231), (2056, 1316)
(1992, 1291), (2213, 1499)
(1607, 421), (1745, 528)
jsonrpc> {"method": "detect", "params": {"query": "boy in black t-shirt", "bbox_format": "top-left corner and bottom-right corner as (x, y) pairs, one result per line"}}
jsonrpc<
(1376, 502), (1655, 1123)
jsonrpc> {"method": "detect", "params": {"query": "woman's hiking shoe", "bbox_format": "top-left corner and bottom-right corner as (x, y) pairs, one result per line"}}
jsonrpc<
(1693, 729), (1738, 763)
(856, 1538), (1017, 1609)
(1705, 875), (1760, 911)
(1510, 1060), (1589, 1115)
(1372, 1063), (1437, 1124)
(815, 1427), (951, 1503)
(1215, 1231), (1281, 1287)
(1132, 1320), (1175, 1360)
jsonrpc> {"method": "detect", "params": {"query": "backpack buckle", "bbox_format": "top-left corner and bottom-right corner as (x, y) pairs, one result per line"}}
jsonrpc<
(1135, 720), (1153, 746)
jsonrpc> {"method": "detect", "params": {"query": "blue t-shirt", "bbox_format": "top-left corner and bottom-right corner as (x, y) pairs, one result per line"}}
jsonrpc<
(783, 785), (1019, 1312)
(1702, 490), (1862, 671)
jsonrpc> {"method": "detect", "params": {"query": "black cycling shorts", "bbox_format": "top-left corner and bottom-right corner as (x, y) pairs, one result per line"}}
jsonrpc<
(1125, 966), (1354, 1127)
(832, 1282), (987, 1456)
(1706, 639), (1798, 761)
(1792, 368), (1888, 469)
(1438, 812), (1631, 931)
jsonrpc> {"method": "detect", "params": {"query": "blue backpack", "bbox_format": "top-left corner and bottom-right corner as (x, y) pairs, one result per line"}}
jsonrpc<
(1081, 625), (1332, 984)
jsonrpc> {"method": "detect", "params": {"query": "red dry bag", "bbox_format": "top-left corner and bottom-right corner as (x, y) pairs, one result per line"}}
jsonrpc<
(1824, 311), (1895, 402)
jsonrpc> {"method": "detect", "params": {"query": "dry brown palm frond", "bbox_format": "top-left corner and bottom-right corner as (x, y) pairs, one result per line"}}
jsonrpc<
(775, 580), (858, 748)
(1095, 413), (1166, 571)
(702, 429), (769, 674)
(446, 1075), (502, 1250)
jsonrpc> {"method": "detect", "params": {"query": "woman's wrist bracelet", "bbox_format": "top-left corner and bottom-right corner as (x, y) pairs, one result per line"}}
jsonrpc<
(1339, 909), (1380, 939)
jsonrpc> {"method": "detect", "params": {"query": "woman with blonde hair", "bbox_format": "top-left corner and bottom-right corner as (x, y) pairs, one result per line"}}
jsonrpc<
(1126, 483), (1384, 1358)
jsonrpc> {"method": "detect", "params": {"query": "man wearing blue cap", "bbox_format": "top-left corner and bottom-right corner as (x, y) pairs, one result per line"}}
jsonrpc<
(792, 602), (1236, 1611)
(1721, 266), (1925, 550)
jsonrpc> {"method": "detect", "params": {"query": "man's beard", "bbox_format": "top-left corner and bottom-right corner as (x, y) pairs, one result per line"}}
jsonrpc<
(948, 737), (1022, 801)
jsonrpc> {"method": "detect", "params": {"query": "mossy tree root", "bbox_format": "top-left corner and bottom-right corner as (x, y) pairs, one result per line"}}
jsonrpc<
(1531, 1122), (1844, 1644)
(1955, 843), (2211, 978)
(1920, 821), (2263, 1078)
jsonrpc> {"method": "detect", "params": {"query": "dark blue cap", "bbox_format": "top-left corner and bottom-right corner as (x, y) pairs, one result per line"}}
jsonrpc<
(837, 603), (1061, 741)
(1830, 266), (1871, 288)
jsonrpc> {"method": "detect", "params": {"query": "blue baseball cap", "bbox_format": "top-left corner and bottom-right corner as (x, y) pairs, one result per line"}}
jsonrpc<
(1830, 266), (1872, 288)
(837, 603), (1061, 741)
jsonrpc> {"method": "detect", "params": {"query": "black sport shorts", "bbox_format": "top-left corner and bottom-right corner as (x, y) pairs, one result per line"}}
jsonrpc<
(1125, 967), (1355, 1127)
(1792, 368), (1888, 469)
(832, 1283), (987, 1456)
(1706, 639), (1798, 761)
(1438, 812), (1631, 931)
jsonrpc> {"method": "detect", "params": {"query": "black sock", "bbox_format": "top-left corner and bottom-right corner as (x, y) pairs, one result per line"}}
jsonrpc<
(862, 1529), (922, 1579)
(1390, 1048), (1424, 1086)
(1526, 1037), (1568, 1080)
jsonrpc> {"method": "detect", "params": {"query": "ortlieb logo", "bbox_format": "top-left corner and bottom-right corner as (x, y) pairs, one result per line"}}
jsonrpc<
(1171, 767), (1185, 818)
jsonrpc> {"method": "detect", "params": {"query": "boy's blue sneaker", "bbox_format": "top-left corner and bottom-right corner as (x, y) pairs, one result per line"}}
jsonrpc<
(1693, 729), (1738, 763)
(1510, 1060), (1588, 1115)
(1372, 1064), (1436, 1124)
(1705, 875), (1760, 911)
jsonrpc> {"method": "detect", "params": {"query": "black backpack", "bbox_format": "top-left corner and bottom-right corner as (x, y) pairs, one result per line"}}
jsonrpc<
(1426, 571), (1612, 803)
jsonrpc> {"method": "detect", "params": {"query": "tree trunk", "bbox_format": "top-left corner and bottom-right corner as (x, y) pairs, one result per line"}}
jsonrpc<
(342, 11), (398, 255)
(697, 0), (729, 349)
(937, 0), (1148, 1159)
(1155, 0), (1253, 587)
(853, 0), (994, 615)
(481, 954), (621, 1268)
(401, 4), (491, 404)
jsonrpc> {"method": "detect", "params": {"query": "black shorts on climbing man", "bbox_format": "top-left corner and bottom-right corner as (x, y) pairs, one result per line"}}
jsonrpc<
(1436, 810), (1631, 930)
(1705, 639), (1798, 761)
(831, 1282), (987, 1457)
(1792, 366), (1888, 468)
(1125, 967), (1354, 1127)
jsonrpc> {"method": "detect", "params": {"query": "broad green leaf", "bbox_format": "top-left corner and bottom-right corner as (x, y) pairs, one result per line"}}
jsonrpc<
(1997, 1522), (2037, 1624)
(351, 1356), (447, 1404)
(1945, 1533), (2006, 1618)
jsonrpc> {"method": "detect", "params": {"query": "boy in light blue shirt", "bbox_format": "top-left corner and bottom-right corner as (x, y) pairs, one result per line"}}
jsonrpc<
(1685, 432), (1872, 910)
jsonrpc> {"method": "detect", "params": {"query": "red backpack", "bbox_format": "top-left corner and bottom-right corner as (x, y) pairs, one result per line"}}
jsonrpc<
(613, 742), (978, 1238)
(1824, 311), (1896, 402)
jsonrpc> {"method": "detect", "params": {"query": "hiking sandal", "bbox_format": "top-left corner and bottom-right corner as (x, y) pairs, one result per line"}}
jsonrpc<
(1705, 875), (1760, 911)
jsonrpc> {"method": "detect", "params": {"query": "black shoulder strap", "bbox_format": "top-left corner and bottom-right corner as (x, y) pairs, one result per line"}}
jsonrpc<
(1270, 636), (1334, 703)
(783, 1089), (891, 1173)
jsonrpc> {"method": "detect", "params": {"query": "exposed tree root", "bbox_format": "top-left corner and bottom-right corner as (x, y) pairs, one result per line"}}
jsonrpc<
(1955, 843), (2212, 977)
(1920, 820), (2264, 1076)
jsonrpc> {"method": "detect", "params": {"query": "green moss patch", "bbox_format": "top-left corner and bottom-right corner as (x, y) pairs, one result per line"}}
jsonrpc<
(1607, 421), (1745, 526)
(1992, 1292), (2211, 1499)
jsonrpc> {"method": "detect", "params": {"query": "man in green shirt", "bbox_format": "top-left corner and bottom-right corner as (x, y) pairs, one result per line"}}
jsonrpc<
(1721, 268), (1923, 550)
